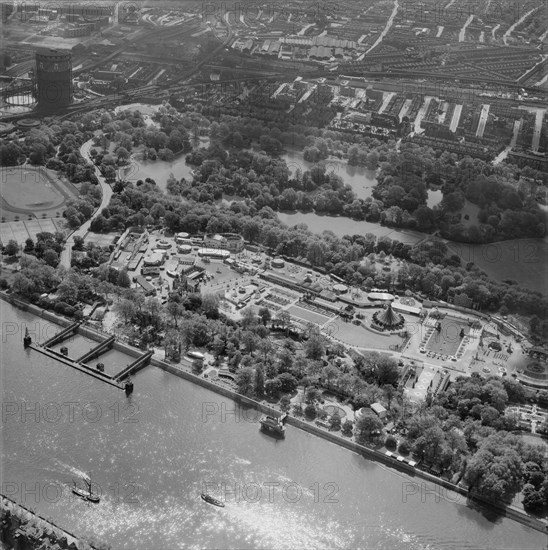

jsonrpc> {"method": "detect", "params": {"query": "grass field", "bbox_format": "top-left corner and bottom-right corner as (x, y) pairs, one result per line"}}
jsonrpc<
(0, 165), (76, 222)
(328, 317), (402, 349)
(1, 166), (64, 209)
(287, 304), (332, 326)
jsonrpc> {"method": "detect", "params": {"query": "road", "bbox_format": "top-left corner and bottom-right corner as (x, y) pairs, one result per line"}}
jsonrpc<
(493, 119), (522, 165)
(358, 0), (399, 59)
(412, 96), (431, 134)
(519, 106), (546, 152)
(59, 139), (113, 268)
(475, 104), (490, 138)
(449, 104), (463, 132)
(503, 8), (538, 45)
(459, 15), (474, 43)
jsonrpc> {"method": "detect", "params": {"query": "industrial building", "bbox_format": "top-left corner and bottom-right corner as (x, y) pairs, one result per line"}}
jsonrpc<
(35, 48), (73, 111)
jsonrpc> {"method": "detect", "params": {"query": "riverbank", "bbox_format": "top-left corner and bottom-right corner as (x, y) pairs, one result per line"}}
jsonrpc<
(1, 494), (97, 549)
(151, 356), (548, 535)
(3, 293), (547, 535)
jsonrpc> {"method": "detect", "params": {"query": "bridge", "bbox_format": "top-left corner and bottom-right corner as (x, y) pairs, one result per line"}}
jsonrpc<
(76, 335), (115, 364)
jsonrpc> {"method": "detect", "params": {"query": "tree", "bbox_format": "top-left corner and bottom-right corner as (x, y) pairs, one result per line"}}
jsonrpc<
(383, 384), (397, 410)
(11, 273), (32, 297)
(114, 298), (137, 324)
(254, 367), (265, 397)
(236, 367), (255, 397)
(305, 333), (325, 360)
(241, 306), (257, 328)
(304, 387), (321, 405)
(242, 331), (258, 354)
(164, 329), (182, 361)
(276, 372), (298, 394)
(4, 240), (18, 256)
(330, 412), (342, 431)
(264, 377), (282, 398)
(464, 434), (524, 501)
(322, 364), (339, 390)
(202, 294), (220, 319)
(23, 238), (34, 254)
(375, 356), (399, 386)
(354, 411), (383, 445)
(72, 236), (85, 251)
(280, 394), (292, 412)
(278, 348), (294, 373)
(257, 338), (273, 364)
(522, 484), (545, 511)
(57, 279), (78, 302)
(276, 310), (291, 335)
(304, 403), (317, 420)
(116, 268), (131, 288)
(43, 249), (59, 267)
(258, 306), (272, 326)
(342, 420), (354, 437)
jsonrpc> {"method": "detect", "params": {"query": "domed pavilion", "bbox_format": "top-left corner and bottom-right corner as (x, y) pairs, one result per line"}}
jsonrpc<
(372, 303), (405, 331)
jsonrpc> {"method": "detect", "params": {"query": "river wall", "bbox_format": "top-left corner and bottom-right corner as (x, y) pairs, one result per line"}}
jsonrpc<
(149, 357), (546, 534)
(2, 292), (546, 534)
(1, 494), (96, 549)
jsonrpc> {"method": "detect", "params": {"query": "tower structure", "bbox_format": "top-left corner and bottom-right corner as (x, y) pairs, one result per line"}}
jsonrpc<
(35, 48), (73, 111)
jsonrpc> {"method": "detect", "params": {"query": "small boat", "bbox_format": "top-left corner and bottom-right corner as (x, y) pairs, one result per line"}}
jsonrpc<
(72, 476), (100, 503)
(201, 493), (225, 507)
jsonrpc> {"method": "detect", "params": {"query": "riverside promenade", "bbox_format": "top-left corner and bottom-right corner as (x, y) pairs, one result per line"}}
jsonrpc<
(3, 293), (547, 535)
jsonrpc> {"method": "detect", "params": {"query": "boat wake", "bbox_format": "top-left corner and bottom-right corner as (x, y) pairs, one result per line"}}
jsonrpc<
(53, 459), (89, 481)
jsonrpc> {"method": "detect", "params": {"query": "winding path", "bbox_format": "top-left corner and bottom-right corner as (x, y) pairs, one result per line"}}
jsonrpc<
(59, 139), (113, 268)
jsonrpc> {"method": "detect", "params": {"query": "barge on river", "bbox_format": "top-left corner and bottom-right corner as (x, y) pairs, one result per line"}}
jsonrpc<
(259, 412), (288, 438)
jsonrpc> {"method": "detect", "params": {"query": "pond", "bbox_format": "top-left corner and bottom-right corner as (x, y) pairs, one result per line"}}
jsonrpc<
(120, 137), (210, 192)
(281, 150), (378, 200)
(277, 211), (425, 244)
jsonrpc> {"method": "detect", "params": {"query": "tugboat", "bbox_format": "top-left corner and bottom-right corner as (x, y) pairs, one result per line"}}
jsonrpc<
(23, 328), (32, 348)
(259, 412), (288, 438)
(72, 476), (100, 503)
(201, 493), (225, 507)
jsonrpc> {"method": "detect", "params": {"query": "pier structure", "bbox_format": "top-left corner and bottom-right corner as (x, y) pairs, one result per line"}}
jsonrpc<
(76, 335), (115, 363)
(114, 350), (153, 381)
(29, 321), (131, 390)
(41, 321), (81, 348)
(29, 343), (125, 389)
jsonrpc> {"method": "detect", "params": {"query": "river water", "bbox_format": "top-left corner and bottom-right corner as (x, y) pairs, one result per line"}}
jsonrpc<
(1, 302), (545, 549)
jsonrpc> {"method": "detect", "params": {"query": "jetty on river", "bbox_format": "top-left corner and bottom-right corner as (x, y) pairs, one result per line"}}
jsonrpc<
(25, 317), (153, 394)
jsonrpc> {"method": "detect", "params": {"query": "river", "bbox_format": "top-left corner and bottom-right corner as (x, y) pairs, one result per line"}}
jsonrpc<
(1, 302), (546, 549)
